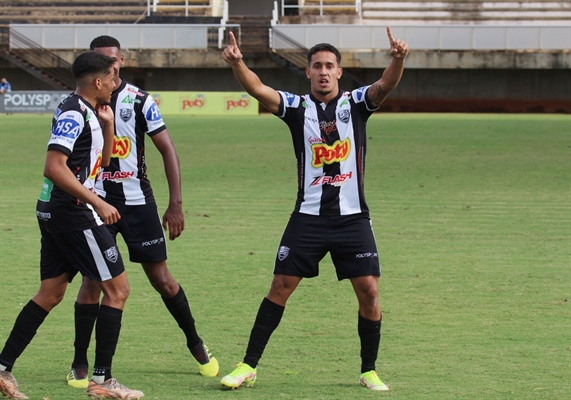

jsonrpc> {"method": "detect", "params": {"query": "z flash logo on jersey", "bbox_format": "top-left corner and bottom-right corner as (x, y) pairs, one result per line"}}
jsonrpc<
(311, 138), (351, 168)
(112, 136), (131, 159)
(311, 172), (353, 187)
(52, 116), (81, 139)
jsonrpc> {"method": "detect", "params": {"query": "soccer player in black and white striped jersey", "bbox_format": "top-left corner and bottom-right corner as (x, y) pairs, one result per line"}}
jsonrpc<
(63, 36), (219, 390)
(220, 27), (408, 391)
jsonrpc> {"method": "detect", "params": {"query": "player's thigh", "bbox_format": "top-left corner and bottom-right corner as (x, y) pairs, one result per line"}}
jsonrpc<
(53, 226), (126, 282)
(119, 203), (167, 263)
(330, 215), (380, 280)
(274, 213), (328, 278)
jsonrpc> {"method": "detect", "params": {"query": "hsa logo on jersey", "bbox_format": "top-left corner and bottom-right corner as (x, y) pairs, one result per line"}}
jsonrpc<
(112, 136), (131, 159)
(311, 138), (351, 168)
(52, 117), (81, 139)
(146, 103), (163, 121)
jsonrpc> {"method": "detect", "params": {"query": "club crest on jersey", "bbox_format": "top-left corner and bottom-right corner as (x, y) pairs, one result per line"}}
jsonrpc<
(278, 246), (290, 261)
(104, 246), (119, 263)
(338, 109), (350, 123)
(311, 138), (351, 168)
(120, 108), (133, 122)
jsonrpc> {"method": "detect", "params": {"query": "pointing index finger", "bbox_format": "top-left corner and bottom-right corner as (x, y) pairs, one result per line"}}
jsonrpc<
(386, 26), (395, 45)
(229, 31), (237, 47)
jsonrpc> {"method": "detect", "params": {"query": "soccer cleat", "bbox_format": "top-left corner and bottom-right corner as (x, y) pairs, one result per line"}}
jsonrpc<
(86, 378), (144, 399)
(360, 370), (389, 391)
(0, 371), (28, 399)
(220, 362), (257, 389)
(196, 344), (220, 377)
(66, 367), (89, 389)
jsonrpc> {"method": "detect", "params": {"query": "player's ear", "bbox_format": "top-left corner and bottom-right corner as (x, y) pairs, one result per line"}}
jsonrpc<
(93, 76), (102, 90)
(337, 67), (343, 79)
(305, 66), (310, 79)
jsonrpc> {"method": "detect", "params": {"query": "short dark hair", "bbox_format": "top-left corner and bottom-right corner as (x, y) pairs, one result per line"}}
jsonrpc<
(307, 43), (342, 66)
(72, 51), (115, 80)
(90, 35), (121, 50)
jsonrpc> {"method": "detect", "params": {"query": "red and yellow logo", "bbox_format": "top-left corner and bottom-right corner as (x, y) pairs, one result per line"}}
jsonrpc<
(112, 136), (131, 159)
(311, 138), (351, 168)
(89, 154), (103, 179)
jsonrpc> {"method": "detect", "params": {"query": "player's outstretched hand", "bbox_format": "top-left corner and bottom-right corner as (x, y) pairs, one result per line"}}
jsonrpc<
(222, 31), (243, 65)
(387, 26), (409, 59)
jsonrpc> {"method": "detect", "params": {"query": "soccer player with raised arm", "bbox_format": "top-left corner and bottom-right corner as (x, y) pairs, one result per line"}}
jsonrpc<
(219, 27), (408, 391)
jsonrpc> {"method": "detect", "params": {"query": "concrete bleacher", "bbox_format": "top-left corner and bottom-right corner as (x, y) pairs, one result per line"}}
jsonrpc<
(0, 0), (147, 24)
(149, 0), (213, 17)
(361, 1), (571, 25)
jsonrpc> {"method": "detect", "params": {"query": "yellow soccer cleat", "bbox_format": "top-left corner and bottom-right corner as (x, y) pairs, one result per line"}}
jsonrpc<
(360, 370), (390, 391)
(196, 344), (220, 377)
(66, 367), (89, 389)
(220, 362), (257, 389)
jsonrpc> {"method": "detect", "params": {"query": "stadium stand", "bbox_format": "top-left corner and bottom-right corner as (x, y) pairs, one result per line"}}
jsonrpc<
(360, 1), (571, 25)
(0, 0), (148, 24)
(149, 0), (213, 17)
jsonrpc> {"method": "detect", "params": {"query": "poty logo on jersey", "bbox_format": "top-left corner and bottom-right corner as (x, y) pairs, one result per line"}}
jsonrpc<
(310, 171), (353, 187)
(89, 154), (103, 179)
(52, 117), (81, 139)
(112, 136), (131, 159)
(311, 138), (351, 168)
(146, 103), (163, 121)
(225, 94), (250, 110)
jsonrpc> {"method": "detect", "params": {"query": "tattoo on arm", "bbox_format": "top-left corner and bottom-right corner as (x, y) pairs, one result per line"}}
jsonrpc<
(367, 82), (389, 108)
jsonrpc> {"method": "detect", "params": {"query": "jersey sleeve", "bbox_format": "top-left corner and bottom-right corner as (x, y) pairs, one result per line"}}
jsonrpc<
(142, 95), (167, 136)
(48, 109), (86, 156)
(275, 91), (302, 122)
(352, 85), (379, 120)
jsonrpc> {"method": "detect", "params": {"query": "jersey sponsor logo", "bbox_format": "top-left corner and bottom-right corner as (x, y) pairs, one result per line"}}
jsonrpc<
(319, 119), (337, 136)
(284, 92), (296, 106)
(182, 95), (205, 109)
(278, 246), (290, 261)
(121, 95), (141, 105)
(89, 154), (103, 180)
(38, 178), (53, 202)
(36, 210), (51, 220)
(104, 246), (119, 263)
(310, 171), (353, 187)
(100, 170), (135, 181)
(308, 136), (325, 145)
(338, 109), (350, 123)
(355, 87), (366, 102)
(311, 138), (351, 168)
(146, 103), (163, 121)
(52, 117), (81, 139)
(226, 95), (250, 110)
(127, 87), (144, 97)
(112, 136), (131, 159)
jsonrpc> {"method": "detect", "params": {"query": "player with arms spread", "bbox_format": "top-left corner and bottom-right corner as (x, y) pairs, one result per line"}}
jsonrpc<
(65, 36), (219, 390)
(219, 27), (408, 391)
(0, 51), (144, 399)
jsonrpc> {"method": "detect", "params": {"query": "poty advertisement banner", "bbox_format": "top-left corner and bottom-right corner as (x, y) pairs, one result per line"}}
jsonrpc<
(1, 91), (258, 115)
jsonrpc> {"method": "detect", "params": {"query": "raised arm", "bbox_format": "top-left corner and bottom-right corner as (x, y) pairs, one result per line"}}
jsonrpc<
(222, 31), (281, 114)
(367, 26), (409, 108)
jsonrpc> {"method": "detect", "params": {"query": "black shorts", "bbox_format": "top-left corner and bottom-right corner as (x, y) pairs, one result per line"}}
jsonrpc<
(105, 202), (167, 264)
(274, 213), (381, 280)
(40, 225), (125, 282)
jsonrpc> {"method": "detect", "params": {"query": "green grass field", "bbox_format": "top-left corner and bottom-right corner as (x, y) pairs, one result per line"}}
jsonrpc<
(0, 113), (569, 400)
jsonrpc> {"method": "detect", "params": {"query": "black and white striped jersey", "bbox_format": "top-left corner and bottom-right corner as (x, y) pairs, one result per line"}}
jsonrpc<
(276, 86), (378, 216)
(36, 93), (105, 232)
(95, 80), (166, 205)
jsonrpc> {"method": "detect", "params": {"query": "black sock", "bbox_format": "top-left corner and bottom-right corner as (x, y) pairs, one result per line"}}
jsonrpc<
(0, 300), (48, 372)
(358, 313), (381, 374)
(73, 302), (99, 368)
(243, 297), (285, 369)
(162, 286), (202, 352)
(93, 305), (122, 381)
